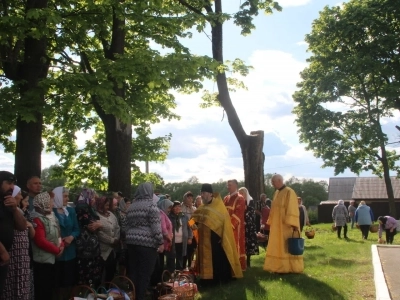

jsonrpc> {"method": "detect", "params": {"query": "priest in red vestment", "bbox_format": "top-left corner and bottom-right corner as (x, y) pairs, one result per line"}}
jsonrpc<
(223, 179), (246, 271)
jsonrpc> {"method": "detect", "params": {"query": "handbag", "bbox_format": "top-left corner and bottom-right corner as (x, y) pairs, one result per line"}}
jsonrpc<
(288, 229), (304, 255)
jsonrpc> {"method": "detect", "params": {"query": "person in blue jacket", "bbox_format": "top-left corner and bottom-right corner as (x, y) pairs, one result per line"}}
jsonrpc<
(53, 186), (80, 300)
(355, 201), (374, 240)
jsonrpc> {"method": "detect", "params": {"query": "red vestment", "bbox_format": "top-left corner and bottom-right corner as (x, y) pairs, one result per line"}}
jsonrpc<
(224, 193), (246, 271)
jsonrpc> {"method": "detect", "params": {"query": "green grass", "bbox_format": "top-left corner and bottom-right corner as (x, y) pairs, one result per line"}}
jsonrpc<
(196, 223), (397, 300)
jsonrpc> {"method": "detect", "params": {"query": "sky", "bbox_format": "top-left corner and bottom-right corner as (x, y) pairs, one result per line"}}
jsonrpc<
(2, 0), (400, 184)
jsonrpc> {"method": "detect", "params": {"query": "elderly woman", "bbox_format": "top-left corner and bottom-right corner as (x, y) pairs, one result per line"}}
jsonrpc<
(238, 187), (259, 268)
(332, 200), (349, 239)
(53, 186), (80, 299)
(166, 201), (193, 273)
(378, 216), (398, 244)
(95, 196), (120, 282)
(0, 187), (34, 300)
(31, 192), (64, 300)
(355, 201), (374, 240)
(126, 183), (164, 300)
(75, 189), (103, 287)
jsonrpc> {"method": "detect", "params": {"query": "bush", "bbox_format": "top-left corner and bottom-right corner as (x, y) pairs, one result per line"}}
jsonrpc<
(308, 210), (318, 224)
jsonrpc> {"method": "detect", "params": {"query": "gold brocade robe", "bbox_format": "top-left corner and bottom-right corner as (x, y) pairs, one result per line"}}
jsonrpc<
(263, 186), (304, 273)
(192, 193), (243, 280)
(223, 193), (246, 271)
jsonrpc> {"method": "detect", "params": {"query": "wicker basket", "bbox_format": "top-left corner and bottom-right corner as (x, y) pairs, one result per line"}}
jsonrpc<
(70, 285), (97, 300)
(331, 224), (337, 231)
(370, 224), (379, 233)
(304, 226), (315, 239)
(158, 294), (179, 300)
(111, 275), (135, 300)
(356, 224), (360, 229)
(256, 232), (269, 242)
(172, 284), (197, 300)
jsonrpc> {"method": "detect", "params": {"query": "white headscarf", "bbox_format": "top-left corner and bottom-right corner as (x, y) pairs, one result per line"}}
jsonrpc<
(153, 194), (160, 205)
(338, 199), (344, 205)
(12, 185), (21, 197)
(239, 187), (253, 205)
(53, 186), (69, 216)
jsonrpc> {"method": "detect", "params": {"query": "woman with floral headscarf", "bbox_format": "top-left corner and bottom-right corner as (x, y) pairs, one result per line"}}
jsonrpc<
(52, 186), (80, 299)
(31, 191), (64, 300)
(95, 196), (120, 282)
(75, 188), (103, 287)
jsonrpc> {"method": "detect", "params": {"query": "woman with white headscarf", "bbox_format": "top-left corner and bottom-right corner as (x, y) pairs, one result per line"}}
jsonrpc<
(238, 187), (259, 268)
(332, 200), (349, 239)
(52, 186), (80, 299)
(0, 187), (34, 300)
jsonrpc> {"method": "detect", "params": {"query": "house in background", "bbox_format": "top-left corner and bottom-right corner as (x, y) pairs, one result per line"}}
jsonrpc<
(318, 177), (400, 223)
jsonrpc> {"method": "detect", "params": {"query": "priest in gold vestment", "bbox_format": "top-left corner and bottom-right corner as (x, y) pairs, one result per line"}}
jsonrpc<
(263, 174), (304, 273)
(192, 184), (243, 283)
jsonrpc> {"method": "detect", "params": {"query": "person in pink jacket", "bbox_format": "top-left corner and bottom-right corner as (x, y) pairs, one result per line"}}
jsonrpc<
(378, 216), (398, 244)
(150, 198), (173, 286)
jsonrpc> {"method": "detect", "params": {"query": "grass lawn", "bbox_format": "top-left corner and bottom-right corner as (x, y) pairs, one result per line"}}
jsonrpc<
(196, 223), (397, 300)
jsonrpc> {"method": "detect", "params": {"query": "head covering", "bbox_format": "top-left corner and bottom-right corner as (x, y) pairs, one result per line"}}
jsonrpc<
(338, 199), (344, 205)
(12, 185), (21, 197)
(95, 197), (109, 214)
(172, 201), (181, 208)
(0, 171), (17, 184)
(200, 183), (213, 194)
(134, 182), (154, 201)
(157, 199), (174, 213)
(33, 192), (52, 215)
(378, 216), (387, 224)
(53, 186), (69, 216)
(153, 194), (159, 205)
(119, 197), (129, 213)
(77, 188), (96, 205)
(238, 187), (253, 205)
(359, 200), (366, 206)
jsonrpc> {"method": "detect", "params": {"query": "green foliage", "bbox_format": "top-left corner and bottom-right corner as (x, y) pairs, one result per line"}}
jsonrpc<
(307, 210), (318, 224)
(41, 165), (67, 191)
(285, 177), (328, 207)
(293, 0), (400, 178)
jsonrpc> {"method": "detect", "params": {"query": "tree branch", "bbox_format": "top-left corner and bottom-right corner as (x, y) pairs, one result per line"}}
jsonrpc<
(176, 0), (207, 17)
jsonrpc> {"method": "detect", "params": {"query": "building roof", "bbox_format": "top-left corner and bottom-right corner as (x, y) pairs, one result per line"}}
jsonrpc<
(352, 177), (400, 199)
(328, 177), (356, 201)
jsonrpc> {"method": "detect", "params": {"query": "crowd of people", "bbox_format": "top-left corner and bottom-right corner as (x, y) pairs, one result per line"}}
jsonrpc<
(332, 199), (398, 243)
(0, 170), (398, 300)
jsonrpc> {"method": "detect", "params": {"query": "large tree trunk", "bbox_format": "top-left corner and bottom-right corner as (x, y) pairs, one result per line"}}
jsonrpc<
(102, 115), (132, 197)
(243, 131), (265, 202)
(380, 145), (397, 218)
(13, 0), (49, 189)
(93, 5), (132, 197)
(14, 115), (43, 190)
(211, 0), (265, 199)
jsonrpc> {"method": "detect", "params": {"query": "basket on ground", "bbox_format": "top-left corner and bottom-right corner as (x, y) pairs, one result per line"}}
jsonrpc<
(370, 224), (379, 233)
(304, 226), (315, 239)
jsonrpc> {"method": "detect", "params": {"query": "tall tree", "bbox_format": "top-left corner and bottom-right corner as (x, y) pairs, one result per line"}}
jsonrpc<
(0, 0), (57, 188)
(44, 1), (214, 196)
(176, 0), (281, 201)
(293, 0), (400, 217)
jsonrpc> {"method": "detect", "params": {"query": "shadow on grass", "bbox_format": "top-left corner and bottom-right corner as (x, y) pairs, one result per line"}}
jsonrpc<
(304, 245), (323, 250)
(344, 238), (365, 244)
(276, 273), (346, 300)
(324, 258), (356, 268)
(198, 265), (345, 300)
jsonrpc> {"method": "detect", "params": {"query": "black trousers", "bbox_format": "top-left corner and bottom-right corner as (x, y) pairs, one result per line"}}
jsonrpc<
(127, 244), (158, 300)
(183, 238), (197, 269)
(102, 250), (117, 283)
(337, 224), (348, 238)
(359, 225), (370, 239)
(33, 261), (56, 300)
(385, 229), (397, 244)
(167, 243), (183, 272)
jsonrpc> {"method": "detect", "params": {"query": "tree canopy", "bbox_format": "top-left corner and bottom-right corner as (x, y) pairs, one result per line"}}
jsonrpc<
(293, 0), (400, 216)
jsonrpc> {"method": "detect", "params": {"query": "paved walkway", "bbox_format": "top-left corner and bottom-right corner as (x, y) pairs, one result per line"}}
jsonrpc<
(372, 245), (400, 300)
